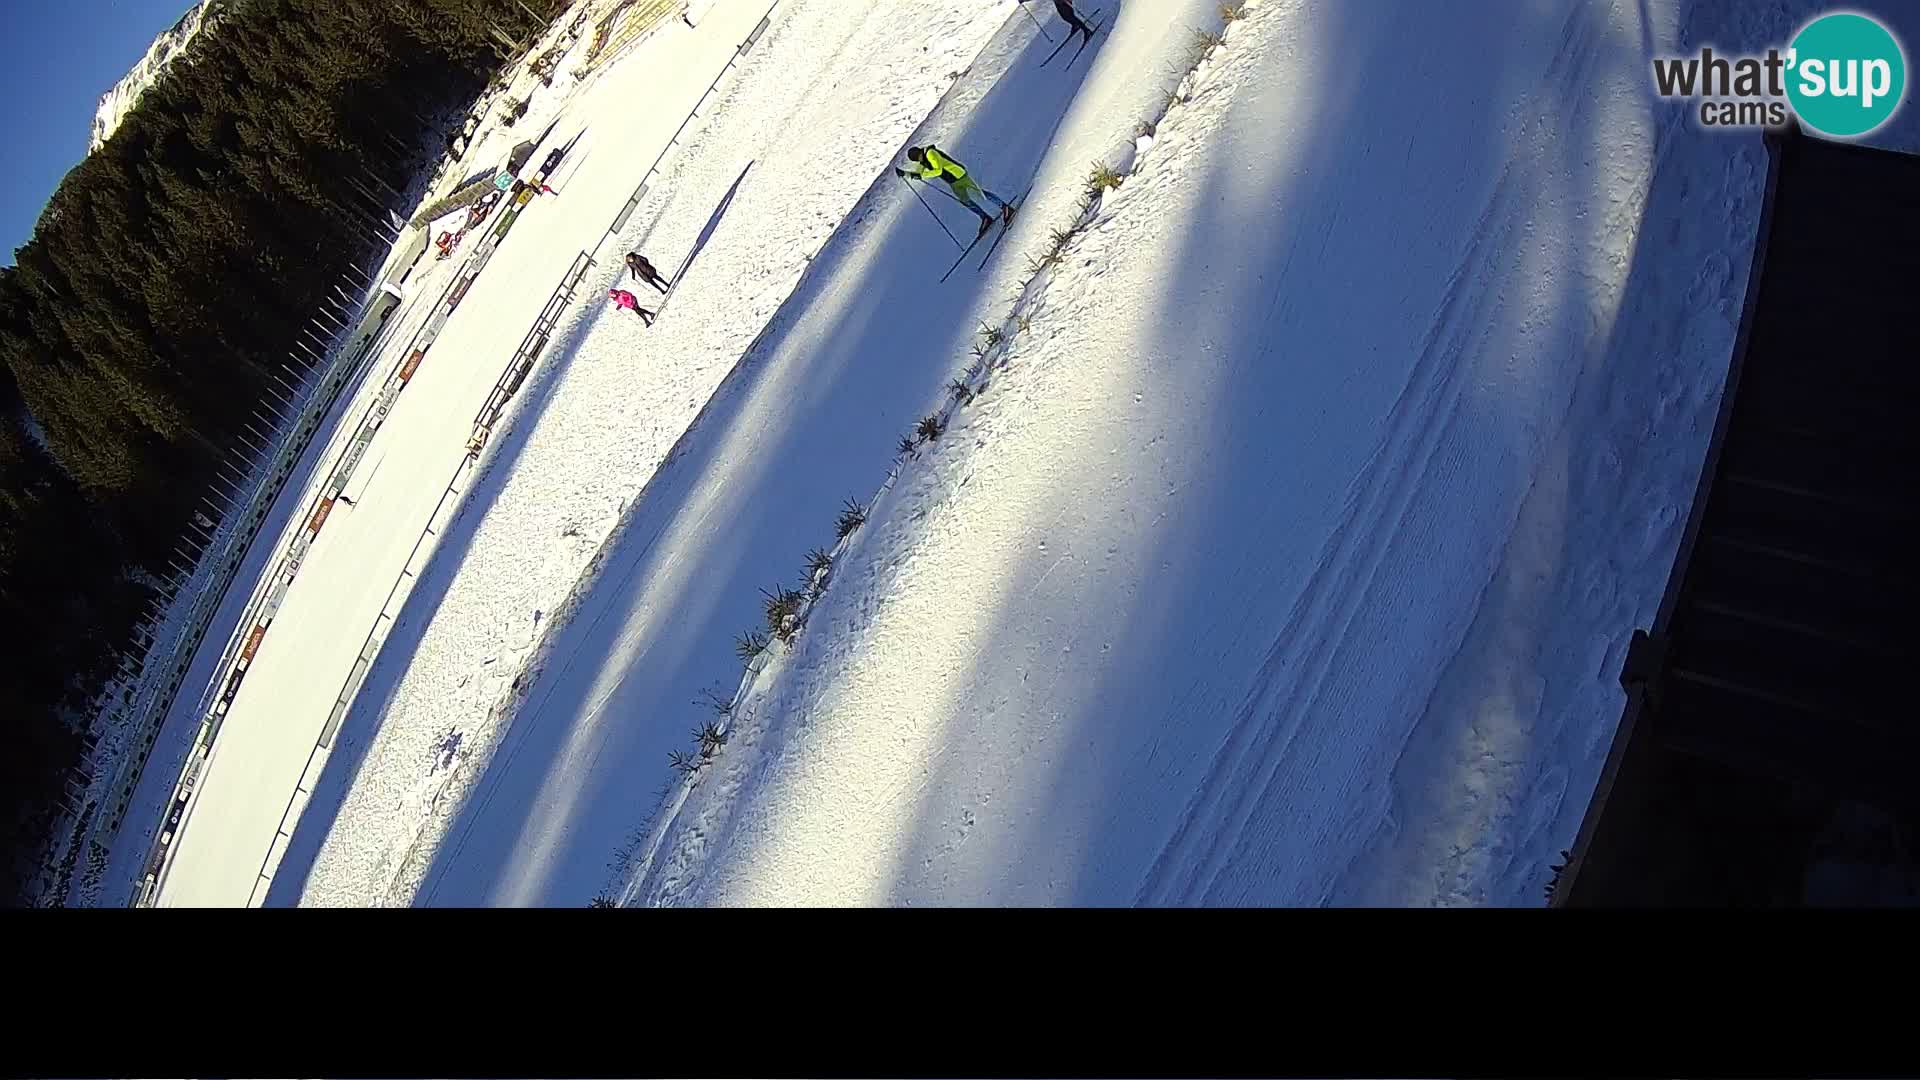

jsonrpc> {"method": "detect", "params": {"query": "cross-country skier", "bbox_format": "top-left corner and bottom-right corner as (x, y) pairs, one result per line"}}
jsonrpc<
(896, 145), (1014, 236)
(609, 288), (655, 326)
(625, 251), (671, 294)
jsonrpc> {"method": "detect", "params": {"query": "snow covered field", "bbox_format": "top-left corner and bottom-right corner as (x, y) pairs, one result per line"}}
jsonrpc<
(267, 0), (1023, 906)
(141, 0), (802, 906)
(606, 0), (1920, 907)
(130, 0), (1920, 906)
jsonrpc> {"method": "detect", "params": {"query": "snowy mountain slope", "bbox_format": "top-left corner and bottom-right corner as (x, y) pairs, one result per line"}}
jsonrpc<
(365, 0), (1241, 909)
(602, 0), (1920, 907)
(131, 0), (1920, 907)
(273, 0), (1020, 907)
(91, 0), (218, 152)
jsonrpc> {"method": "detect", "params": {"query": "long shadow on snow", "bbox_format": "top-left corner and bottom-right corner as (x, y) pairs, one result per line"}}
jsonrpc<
(1322, 0), (1920, 908)
(262, 151), (760, 906)
(403, 9), (1108, 907)
(873, 0), (1619, 906)
(669, 161), (751, 285)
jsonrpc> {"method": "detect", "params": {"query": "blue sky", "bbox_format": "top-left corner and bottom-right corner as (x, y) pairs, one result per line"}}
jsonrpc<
(1, 0), (195, 265)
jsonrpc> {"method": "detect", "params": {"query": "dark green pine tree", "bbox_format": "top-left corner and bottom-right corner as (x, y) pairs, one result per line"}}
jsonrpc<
(0, 0), (561, 903)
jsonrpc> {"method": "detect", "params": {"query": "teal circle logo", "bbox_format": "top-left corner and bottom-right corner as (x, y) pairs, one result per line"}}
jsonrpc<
(1786, 12), (1907, 137)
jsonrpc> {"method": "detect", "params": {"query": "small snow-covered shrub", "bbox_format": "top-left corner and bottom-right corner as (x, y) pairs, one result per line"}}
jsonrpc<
(697, 685), (733, 716)
(835, 498), (867, 540)
(736, 629), (769, 662)
(762, 584), (806, 640)
(694, 721), (727, 758)
(804, 547), (834, 579)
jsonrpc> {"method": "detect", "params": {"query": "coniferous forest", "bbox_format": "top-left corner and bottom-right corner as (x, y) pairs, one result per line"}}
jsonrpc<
(0, 0), (561, 902)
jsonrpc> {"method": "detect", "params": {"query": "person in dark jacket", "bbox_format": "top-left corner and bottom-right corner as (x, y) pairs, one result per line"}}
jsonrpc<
(625, 251), (671, 294)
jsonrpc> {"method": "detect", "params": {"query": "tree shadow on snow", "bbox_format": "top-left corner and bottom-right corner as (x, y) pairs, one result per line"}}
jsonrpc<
(869, 0), (1635, 907)
(264, 135), (755, 908)
(1318, 0), (1920, 908)
(391, 5), (1115, 907)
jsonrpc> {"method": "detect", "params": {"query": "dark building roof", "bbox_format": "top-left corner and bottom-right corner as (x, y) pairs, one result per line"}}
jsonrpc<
(1554, 121), (1920, 907)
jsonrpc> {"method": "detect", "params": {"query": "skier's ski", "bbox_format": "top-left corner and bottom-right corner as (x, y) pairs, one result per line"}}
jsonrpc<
(1039, 10), (1100, 68)
(940, 224), (991, 282)
(976, 182), (1037, 273)
(1064, 15), (1104, 69)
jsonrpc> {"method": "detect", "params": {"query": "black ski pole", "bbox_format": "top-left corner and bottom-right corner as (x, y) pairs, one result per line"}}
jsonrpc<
(900, 173), (965, 251)
(1016, 0), (1055, 40)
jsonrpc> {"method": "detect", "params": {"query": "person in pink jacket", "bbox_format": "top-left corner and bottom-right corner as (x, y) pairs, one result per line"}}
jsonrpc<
(608, 287), (655, 326)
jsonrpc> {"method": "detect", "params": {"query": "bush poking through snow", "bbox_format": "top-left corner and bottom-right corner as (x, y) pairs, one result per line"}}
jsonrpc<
(1087, 160), (1124, 198)
(804, 547), (834, 579)
(762, 584), (806, 640)
(948, 378), (975, 405)
(696, 685), (733, 716)
(1191, 26), (1226, 54)
(1017, 314), (1033, 335)
(694, 721), (727, 758)
(668, 748), (703, 775)
(736, 629), (769, 662)
(835, 498), (867, 540)
(979, 322), (1004, 349)
(1219, 2), (1246, 23)
(1137, 119), (1158, 138)
(917, 415), (945, 442)
(898, 433), (921, 459)
(589, 894), (617, 908)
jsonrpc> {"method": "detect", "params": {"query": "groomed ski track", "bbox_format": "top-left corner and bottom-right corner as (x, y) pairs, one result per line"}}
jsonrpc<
(611, 0), (1920, 906)
(143, 0), (1920, 908)
(380, 0), (1157, 909)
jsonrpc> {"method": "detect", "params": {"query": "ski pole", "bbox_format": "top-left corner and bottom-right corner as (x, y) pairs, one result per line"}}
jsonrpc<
(1015, 0), (1055, 41)
(900, 173), (965, 251)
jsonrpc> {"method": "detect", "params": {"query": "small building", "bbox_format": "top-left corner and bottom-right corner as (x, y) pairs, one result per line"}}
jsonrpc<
(1554, 121), (1920, 907)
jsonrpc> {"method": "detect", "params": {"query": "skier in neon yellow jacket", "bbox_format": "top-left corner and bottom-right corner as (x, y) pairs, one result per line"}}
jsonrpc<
(896, 145), (1013, 234)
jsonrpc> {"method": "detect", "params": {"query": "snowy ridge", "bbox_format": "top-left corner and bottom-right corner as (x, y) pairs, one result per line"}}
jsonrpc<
(91, 0), (219, 152)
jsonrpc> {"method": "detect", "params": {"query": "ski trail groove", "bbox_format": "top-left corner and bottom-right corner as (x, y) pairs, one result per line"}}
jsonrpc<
(1134, 167), (1521, 905)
